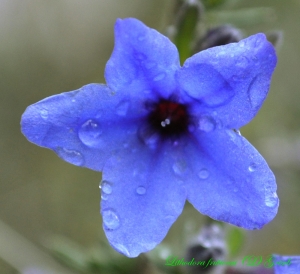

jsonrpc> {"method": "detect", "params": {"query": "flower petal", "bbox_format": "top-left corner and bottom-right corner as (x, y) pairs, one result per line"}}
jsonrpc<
(105, 18), (180, 100)
(273, 255), (300, 274)
(21, 84), (146, 171)
(177, 33), (277, 128)
(181, 129), (278, 229)
(100, 141), (186, 257)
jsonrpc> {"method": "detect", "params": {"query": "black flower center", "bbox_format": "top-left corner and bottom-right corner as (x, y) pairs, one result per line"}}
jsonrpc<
(148, 100), (190, 136)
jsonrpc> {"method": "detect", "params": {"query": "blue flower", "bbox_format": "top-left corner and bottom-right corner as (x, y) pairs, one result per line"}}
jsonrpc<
(273, 255), (300, 274)
(21, 18), (278, 257)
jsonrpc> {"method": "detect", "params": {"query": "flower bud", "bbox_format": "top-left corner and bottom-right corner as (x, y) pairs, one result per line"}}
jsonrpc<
(194, 25), (243, 52)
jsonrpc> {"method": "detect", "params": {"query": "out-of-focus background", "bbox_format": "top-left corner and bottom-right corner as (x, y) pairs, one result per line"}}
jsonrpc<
(1, 0), (300, 273)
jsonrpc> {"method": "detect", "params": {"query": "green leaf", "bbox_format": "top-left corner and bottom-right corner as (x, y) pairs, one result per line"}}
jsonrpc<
(226, 226), (246, 258)
(174, 2), (202, 64)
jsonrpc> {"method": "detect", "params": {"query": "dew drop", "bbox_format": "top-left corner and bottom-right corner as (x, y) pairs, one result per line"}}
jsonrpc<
(153, 73), (165, 81)
(198, 116), (216, 132)
(100, 180), (113, 194)
(78, 119), (102, 147)
(101, 193), (108, 201)
(247, 76), (263, 109)
(198, 168), (209, 179)
(233, 129), (241, 135)
(248, 163), (257, 172)
(172, 161), (186, 175)
(116, 101), (130, 116)
(40, 109), (48, 120)
(239, 41), (245, 48)
(138, 126), (160, 148)
(236, 56), (249, 68)
(114, 244), (131, 257)
(56, 147), (84, 166)
(227, 130), (242, 147)
(102, 209), (120, 230)
(136, 186), (146, 195)
(265, 192), (278, 208)
(255, 36), (262, 47)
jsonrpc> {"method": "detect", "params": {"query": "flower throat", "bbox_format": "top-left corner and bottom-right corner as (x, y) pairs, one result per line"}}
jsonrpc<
(148, 100), (189, 136)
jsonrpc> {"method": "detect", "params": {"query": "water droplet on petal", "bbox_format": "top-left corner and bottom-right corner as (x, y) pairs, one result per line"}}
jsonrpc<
(116, 101), (129, 116)
(255, 36), (263, 47)
(248, 163), (257, 172)
(198, 168), (209, 179)
(233, 187), (238, 193)
(227, 130), (242, 147)
(101, 193), (108, 201)
(247, 76), (263, 109)
(102, 209), (120, 230)
(100, 180), (113, 194)
(265, 192), (278, 208)
(136, 186), (146, 195)
(236, 56), (249, 68)
(153, 73), (165, 81)
(40, 109), (48, 120)
(78, 119), (102, 147)
(114, 244), (131, 257)
(172, 161), (186, 175)
(138, 126), (160, 149)
(233, 129), (241, 135)
(198, 116), (216, 132)
(239, 40), (245, 48)
(56, 147), (84, 166)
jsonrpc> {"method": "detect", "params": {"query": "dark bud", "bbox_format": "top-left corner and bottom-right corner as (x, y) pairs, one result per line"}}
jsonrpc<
(185, 224), (227, 274)
(266, 30), (283, 49)
(193, 25), (243, 52)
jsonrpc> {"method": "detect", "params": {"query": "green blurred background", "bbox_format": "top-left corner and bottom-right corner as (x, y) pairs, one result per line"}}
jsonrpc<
(0, 0), (300, 273)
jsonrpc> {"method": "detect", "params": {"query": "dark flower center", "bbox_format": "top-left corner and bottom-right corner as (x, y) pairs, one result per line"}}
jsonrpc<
(148, 100), (189, 136)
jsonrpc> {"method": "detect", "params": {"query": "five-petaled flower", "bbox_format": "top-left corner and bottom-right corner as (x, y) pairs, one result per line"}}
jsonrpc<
(21, 18), (279, 257)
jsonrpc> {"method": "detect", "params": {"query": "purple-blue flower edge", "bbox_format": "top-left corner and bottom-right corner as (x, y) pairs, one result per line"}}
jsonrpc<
(273, 255), (300, 274)
(21, 18), (279, 257)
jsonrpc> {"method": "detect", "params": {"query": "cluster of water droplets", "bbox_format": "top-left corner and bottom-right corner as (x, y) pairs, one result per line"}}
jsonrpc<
(99, 180), (120, 230)
(264, 184), (279, 208)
